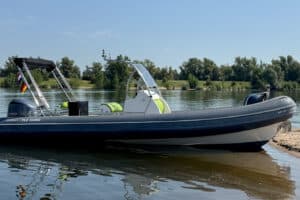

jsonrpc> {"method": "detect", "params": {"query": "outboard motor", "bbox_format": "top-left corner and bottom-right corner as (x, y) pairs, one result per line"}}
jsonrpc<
(243, 92), (269, 105)
(7, 99), (37, 117)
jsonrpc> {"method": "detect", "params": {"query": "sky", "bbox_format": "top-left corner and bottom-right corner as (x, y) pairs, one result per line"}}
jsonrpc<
(0, 0), (300, 70)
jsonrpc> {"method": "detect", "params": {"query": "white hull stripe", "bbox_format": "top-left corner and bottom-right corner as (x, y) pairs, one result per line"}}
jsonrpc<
(114, 123), (279, 145)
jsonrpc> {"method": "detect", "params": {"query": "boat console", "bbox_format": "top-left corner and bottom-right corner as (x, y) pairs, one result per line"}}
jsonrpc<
(68, 101), (89, 116)
(122, 63), (171, 114)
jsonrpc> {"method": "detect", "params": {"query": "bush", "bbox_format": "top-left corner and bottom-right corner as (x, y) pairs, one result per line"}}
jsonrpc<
(187, 74), (198, 89)
(282, 81), (298, 91)
(69, 78), (81, 88)
(31, 69), (44, 84)
(181, 85), (188, 90)
(93, 73), (104, 89)
(215, 83), (222, 91)
(2, 73), (18, 88)
(205, 79), (212, 87)
(161, 77), (170, 90)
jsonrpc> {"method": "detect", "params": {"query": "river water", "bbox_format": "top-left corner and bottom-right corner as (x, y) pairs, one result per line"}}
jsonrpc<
(0, 89), (299, 200)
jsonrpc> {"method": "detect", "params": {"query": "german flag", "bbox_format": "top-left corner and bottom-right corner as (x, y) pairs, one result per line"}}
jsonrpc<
(20, 82), (28, 93)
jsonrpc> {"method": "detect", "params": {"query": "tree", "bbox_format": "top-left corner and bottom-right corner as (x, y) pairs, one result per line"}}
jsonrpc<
(0, 57), (18, 77)
(82, 66), (93, 81)
(1, 57), (19, 88)
(270, 55), (300, 82)
(278, 56), (289, 80)
(180, 58), (203, 80)
(232, 57), (257, 81)
(82, 62), (105, 89)
(262, 67), (279, 89)
(270, 59), (284, 82)
(104, 55), (130, 89)
(2, 73), (18, 88)
(92, 62), (105, 89)
(250, 67), (265, 89)
(31, 69), (44, 84)
(111, 73), (120, 90)
(286, 59), (300, 82)
(180, 57), (219, 81)
(219, 65), (234, 81)
(171, 68), (180, 80)
(58, 57), (80, 79)
(94, 73), (104, 89)
(203, 58), (219, 81)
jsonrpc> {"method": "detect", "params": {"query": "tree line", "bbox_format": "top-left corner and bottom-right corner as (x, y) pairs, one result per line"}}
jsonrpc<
(180, 56), (300, 90)
(0, 55), (300, 90)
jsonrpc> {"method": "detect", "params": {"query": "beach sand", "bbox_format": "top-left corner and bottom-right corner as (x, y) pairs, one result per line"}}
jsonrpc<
(271, 128), (300, 157)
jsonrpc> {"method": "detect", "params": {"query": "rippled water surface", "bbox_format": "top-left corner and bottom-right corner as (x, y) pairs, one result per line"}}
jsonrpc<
(0, 89), (299, 200)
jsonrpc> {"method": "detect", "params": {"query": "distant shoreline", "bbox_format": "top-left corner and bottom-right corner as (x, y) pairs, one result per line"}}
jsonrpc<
(0, 76), (299, 92)
(0, 78), (249, 90)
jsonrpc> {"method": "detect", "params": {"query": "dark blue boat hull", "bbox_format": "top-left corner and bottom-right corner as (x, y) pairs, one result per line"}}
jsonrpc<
(0, 96), (296, 150)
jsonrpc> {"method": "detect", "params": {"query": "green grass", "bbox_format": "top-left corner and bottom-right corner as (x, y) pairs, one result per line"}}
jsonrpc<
(39, 78), (95, 89)
(0, 77), (267, 91)
(32, 79), (300, 91)
(157, 80), (251, 90)
(39, 79), (250, 90)
(76, 79), (94, 88)
(156, 80), (187, 89)
(0, 77), (4, 87)
(199, 81), (251, 90)
(40, 79), (58, 89)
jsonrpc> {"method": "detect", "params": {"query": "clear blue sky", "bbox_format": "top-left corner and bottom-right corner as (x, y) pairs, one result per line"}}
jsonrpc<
(1, 0), (300, 70)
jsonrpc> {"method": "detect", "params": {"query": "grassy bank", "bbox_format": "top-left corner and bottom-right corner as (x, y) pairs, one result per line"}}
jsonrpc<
(0, 77), (4, 86)
(39, 79), (94, 89)
(0, 78), (251, 90)
(0, 78), (94, 89)
(157, 80), (300, 91)
(157, 80), (251, 90)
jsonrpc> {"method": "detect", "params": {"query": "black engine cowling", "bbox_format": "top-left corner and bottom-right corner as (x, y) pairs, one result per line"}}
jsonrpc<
(243, 92), (269, 105)
(7, 99), (37, 117)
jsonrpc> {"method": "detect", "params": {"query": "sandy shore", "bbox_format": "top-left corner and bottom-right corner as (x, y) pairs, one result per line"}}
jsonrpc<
(271, 128), (300, 157)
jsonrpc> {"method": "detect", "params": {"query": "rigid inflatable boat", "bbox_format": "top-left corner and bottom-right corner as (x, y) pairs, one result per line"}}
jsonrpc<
(0, 57), (296, 150)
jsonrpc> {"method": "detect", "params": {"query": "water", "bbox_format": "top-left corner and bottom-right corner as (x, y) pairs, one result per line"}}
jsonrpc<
(0, 88), (299, 200)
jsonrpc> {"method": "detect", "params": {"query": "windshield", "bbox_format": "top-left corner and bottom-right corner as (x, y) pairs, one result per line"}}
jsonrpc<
(132, 63), (157, 88)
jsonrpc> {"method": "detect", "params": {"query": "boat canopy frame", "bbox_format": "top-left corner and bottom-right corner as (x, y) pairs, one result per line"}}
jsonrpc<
(13, 57), (76, 114)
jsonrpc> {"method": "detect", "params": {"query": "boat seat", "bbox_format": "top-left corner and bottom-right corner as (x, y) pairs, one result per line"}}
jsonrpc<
(100, 102), (123, 113)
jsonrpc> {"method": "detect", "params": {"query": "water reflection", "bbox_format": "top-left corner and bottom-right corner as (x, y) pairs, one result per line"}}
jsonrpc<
(0, 146), (295, 200)
(173, 90), (246, 110)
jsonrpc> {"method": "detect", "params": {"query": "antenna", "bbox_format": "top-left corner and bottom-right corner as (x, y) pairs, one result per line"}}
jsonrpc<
(101, 49), (113, 62)
(101, 49), (107, 61)
(101, 49), (130, 64)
